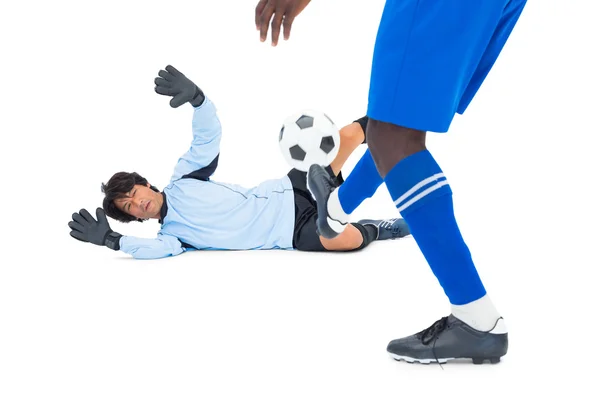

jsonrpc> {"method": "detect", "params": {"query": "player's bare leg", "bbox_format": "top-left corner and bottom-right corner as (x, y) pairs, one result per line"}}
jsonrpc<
(318, 224), (364, 251)
(306, 120), (430, 240)
(312, 118), (411, 251)
(318, 216), (411, 251)
(328, 121), (366, 176)
(366, 119), (426, 176)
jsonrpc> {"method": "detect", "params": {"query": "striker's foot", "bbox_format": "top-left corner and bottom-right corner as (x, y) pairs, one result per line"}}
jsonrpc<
(387, 315), (508, 365)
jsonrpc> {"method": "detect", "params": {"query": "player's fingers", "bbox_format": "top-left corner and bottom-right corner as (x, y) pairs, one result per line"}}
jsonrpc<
(72, 212), (88, 226)
(158, 69), (175, 82)
(271, 9), (285, 46)
(155, 86), (177, 96)
(96, 208), (109, 225)
(68, 220), (85, 233)
(154, 77), (172, 88)
(259, 3), (275, 42)
(283, 13), (296, 41)
(79, 208), (96, 223)
(255, 0), (268, 30)
(70, 230), (87, 242)
(165, 65), (183, 78)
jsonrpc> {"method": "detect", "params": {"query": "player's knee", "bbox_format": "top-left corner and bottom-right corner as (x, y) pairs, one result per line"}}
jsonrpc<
(367, 119), (427, 176)
(338, 127), (351, 148)
(339, 124), (364, 148)
(320, 225), (364, 251)
(369, 119), (425, 146)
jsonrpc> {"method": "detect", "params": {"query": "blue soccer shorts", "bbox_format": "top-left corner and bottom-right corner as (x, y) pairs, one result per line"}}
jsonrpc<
(367, 0), (528, 133)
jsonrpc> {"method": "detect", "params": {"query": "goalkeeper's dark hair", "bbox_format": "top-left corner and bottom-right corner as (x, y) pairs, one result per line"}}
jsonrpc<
(101, 172), (159, 223)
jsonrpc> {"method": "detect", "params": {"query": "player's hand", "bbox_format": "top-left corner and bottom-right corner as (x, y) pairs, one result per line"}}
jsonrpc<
(68, 208), (122, 250)
(154, 65), (205, 108)
(255, 0), (311, 46)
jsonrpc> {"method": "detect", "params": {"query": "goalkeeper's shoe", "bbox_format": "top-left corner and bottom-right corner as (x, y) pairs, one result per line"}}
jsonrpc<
(357, 218), (411, 240)
(307, 164), (348, 239)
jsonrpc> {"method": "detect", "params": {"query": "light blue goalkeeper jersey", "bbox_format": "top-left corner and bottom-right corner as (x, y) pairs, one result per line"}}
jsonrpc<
(118, 96), (296, 259)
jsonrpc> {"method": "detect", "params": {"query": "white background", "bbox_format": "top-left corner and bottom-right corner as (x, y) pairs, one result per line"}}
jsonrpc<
(1, 0), (599, 399)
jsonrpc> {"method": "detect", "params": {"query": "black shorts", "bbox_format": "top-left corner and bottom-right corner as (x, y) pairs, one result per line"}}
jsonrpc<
(287, 167), (344, 251)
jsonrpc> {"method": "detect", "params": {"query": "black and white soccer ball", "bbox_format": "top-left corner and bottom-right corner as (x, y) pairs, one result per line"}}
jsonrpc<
(278, 109), (340, 172)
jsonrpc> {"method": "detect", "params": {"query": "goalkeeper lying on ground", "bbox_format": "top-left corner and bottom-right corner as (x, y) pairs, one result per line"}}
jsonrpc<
(67, 65), (410, 260)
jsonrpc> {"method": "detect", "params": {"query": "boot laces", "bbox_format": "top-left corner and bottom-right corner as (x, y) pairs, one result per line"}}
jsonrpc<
(380, 218), (402, 236)
(416, 316), (450, 368)
(416, 316), (449, 345)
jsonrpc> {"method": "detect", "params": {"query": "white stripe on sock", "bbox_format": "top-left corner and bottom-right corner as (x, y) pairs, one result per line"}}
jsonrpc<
(393, 172), (446, 207)
(396, 180), (449, 213)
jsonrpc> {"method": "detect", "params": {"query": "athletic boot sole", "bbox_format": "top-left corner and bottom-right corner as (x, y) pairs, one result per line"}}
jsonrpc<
(307, 164), (346, 239)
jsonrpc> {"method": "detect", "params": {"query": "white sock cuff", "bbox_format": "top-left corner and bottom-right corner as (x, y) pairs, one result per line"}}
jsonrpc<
(451, 294), (502, 332)
(327, 187), (350, 224)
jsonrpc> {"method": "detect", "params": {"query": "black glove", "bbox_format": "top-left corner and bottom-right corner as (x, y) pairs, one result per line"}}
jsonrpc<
(68, 208), (122, 251)
(154, 65), (205, 108)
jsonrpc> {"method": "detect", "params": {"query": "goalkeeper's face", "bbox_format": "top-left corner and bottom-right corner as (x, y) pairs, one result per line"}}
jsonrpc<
(113, 183), (163, 220)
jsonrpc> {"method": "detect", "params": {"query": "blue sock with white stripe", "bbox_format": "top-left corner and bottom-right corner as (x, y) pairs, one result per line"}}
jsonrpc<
(384, 150), (486, 306)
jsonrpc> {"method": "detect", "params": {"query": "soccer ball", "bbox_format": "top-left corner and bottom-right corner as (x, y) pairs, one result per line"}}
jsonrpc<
(278, 109), (340, 172)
